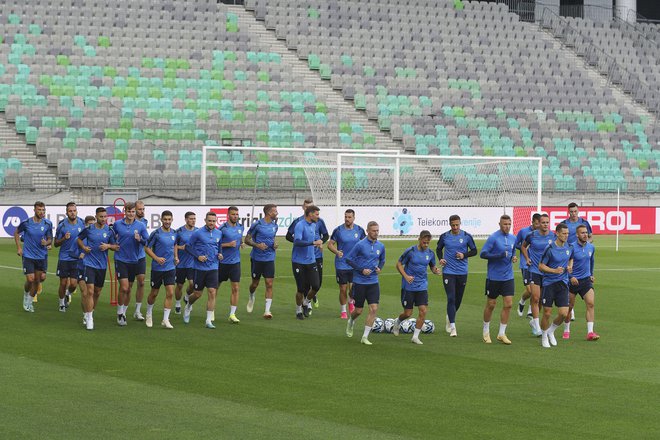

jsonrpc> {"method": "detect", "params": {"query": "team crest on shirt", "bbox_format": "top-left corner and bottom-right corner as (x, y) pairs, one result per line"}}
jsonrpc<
(103, 233), (107, 237)
(588, 252), (592, 257)
(171, 236), (175, 241)
(78, 228), (81, 232)
(40, 226), (44, 231)
(354, 233), (358, 238)
(425, 255), (429, 260)
(216, 238), (219, 242)
(272, 227), (276, 232)
(376, 250), (380, 255)
(566, 250), (570, 255)
(548, 239), (552, 244)
(459, 238), (464, 243)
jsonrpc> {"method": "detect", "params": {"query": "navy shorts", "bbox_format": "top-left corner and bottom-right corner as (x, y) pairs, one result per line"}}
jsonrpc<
(151, 270), (176, 288)
(57, 260), (79, 278)
(115, 260), (139, 282)
(23, 257), (47, 274)
(175, 267), (195, 284)
(251, 259), (275, 279)
(292, 262), (320, 294)
(485, 279), (516, 299)
(76, 263), (85, 280)
(194, 269), (219, 291)
(219, 262), (241, 283)
(443, 274), (467, 296)
(529, 272), (543, 287)
(542, 281), (569, 308)
(353, 283), (380, 308)
(316, 258), (324, 288)
(401, 289), (428, 309)
(336, 269), (353, 285)
(521, 269), (531, 286)
(569, 277), (594, 298)
(137, 257), (147, 276)
(84, 266), (106, 288)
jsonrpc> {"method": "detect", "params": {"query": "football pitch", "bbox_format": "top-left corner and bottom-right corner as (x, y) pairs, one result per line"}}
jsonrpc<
(1, 235), (659, 439)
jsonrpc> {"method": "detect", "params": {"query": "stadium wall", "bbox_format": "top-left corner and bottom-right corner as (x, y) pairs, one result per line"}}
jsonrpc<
(1, 205), (657, 238)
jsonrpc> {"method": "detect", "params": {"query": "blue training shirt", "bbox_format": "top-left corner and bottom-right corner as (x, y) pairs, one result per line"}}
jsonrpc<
(524, 230), (557, 275)
(187, 225), (222, 271)
(292, 219), (317, 265)
(288, 215), (328, 260)
(78, 224), (116, 270)
(219, 222), (244, 265)
(540, 241), (573, 285)
(175, 225), (198, 269)
(146, 227), (177, 272)
(514, 225), (534, 270)
(480, 229), (517, 281)
(55, 217), (85, 262)
(111, 218), (149, 264)
(246, 218), (278, 262)
(570, 241), (595, 280)
(560, 217), (592, 245)
(345, 237), (386, 285)
(399, 245), (436, 291)
(330, 224), (366, 271)
(436, 230), (477, 275)
(17, 217), (53, 260)
(137, 217), (148, 259)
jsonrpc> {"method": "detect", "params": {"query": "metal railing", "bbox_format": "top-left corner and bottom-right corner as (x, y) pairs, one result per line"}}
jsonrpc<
(540, 7), (659, 116)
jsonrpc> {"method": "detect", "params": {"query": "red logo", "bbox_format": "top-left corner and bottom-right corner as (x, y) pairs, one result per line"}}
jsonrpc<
(210, 208), (228, 227)
(514, 207), (656, 235)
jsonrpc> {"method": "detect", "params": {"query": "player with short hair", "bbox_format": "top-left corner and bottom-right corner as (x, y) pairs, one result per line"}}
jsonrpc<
(560, 202), (593, 246)
(291, 205), (323, 320)
(480, 215), (518, 345)
(563, 225), (599, 341)
(515, 213), (541, 318)
(183, 211), (223, 328)
(393, 230), (441, 345)
(521, 214), (556, 337)
(174, 211), (198, 314)
(133, 200), (149, 320)
(111, 202), (149, 326)
(54, 202), (84, 312)
(218, 206), (244, 324)
(144, 210), (178, 329)
(287, 198), (328, 313)
(436, 214), (477, 337)
(327, 209), (366, 319)
(538, 223), (573, 348)
(245, 204), (279, 318)
(15, 201), (53, 312)
(75, 215), (96, 322)
(77, 207), (119, 330)
(345, 221), (386, 345)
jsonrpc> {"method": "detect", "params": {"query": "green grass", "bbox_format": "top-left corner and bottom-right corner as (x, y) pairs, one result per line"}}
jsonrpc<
(1, 235), (660, 439)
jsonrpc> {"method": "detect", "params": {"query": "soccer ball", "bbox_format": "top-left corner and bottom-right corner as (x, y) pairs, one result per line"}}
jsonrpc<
(422, 320), (435, 334)
(383, 318), (396, 334)
(372, 317), (384, 333)
(400, 318), (416, 334)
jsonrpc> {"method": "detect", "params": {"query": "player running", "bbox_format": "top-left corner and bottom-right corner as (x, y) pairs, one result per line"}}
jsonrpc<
(436, 215), (477, 337)
(15, 201), (53, 312)
(54, 202), (85, 312)
(393, 230), (441, 345)
(515, 213), (540, 318)
(133, 200), (149, 320)
(291, 205), (323, 320)
(218, 206), (244, 324)
(244, 204), (279, 319)
(327, 209), (366, 319)
(75, 215), (96, 321)
(480, 215), (518, 345)
(174, 211), (197, 314)
(560, 202), (593, 246)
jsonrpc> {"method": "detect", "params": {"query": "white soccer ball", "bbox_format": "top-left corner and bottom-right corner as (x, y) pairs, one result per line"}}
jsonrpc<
(372, 317), (384, 333)
(384, 318), (396, 334)
(400, 318), (416, 334)
(422, 320), (435, 334)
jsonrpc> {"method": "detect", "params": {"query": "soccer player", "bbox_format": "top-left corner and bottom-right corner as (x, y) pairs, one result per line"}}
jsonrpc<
(560, 202), (593, 245)
(287, 198), (329, 313)
(111, 202), (149, 326)
(15, 201), (53, 312)
(133, 200), (149, 320)
(480, 215), (518, 345)
(245, 204), (279, 318)
(327, 209), (366, 319)
(436, 215), (477, 337)
(183, 211), (223, 328)
(75, 215), (96, 321)
(515, 213), (541, 318)
(538, 223), (573, 348)
(144, 210), (178, 329)
(563, 225), (599, 341)
(345, 221), (385, 345)
(54, 202), (85, 312)
(521, 214), (556, 337)
(174, 212), (198, 314)
(77, 207), (119, 330)
(291, 205), (323, 320)
(393, 230), (441, 345)
(218, 206), (244, 324)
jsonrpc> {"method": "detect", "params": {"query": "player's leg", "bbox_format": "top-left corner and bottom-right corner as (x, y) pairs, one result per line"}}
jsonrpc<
(66, 275), (77, 307)
(292, 263), (306, 319)
(263, 277), (274, 318)
(454, 275), (467, 314)
(411, 295), (428, 344)
(134, 258), (147, 319)
(360, 286), (380, 345)
(528, 277), (542, 335)
(394, 289), (414, 336)
(145, 286), (159, 328)
(32, 269), (46, 309)
(57, 272), (68, 312)
(228, 281), (240, 323)
(584, 289), (598, 340)
(497, 296), (513, 344)
(312, 258), (323, 308)
(338, 280), (348, 318)
(206, 287), (217, 328)
(444, 275), (457, 333)
(183, 270), (202, 324)
(162, 282), (175, 328)
(482, 281), (497, 343)
(304, 264), (321, 316)
(347, 281), (355, 313)
(347, 283), (366, 337)
(517, 269), (531, 317)
(563, 292), (577, 338)
(174, 267), (187, 314)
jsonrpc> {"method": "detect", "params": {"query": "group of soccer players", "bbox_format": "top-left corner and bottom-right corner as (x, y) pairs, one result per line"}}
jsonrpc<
(15, 200), (599, 348)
